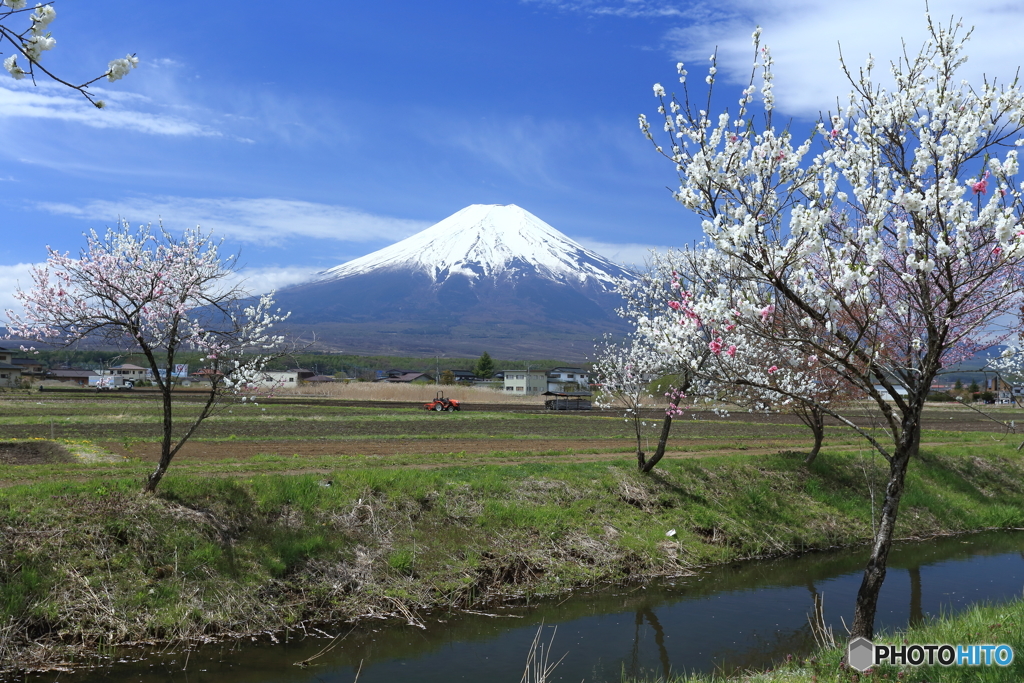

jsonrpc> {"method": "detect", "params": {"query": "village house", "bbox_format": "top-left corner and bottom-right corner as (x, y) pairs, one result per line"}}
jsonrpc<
(251, 370), (300, 388)
(503, 369), (548, 394)
(0, 347), (23, 388)
(547, 367), (589, 393)
(46, 369), (98, 386)
(986, 376), (1014, 404)
(108, 364), (154, 381)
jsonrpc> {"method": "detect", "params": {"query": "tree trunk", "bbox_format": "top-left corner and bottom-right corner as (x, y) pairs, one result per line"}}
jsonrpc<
(640, 414), (673, 473)
(804, 407), (824, 465)
(145, 385), (176, 493)
(849, 415), (919, 638)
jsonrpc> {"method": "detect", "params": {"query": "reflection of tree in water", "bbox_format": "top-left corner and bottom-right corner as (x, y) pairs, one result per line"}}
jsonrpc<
(909, 564), (923, 627)
(629, 607), (672, 680)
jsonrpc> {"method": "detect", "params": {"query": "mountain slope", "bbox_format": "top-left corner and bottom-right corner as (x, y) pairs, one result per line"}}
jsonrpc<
(272, 204), (636, 358)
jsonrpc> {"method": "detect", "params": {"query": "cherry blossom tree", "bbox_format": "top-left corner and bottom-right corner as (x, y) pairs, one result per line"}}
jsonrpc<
(642, 17), (1024, 638)
(1, 1), (137, 107)
(5, 222), (289, 492)
(603, 248), (720, 472)
(593, 333), (665, 470)
(626, 246), (858, 465)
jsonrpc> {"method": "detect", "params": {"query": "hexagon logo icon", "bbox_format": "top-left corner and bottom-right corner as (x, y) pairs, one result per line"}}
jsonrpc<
(848, 636), (875, 672)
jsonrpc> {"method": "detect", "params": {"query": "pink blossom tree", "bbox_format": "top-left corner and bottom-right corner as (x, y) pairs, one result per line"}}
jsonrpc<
(5, 222), (288, 492)
(605, 248), (720, 472)
(1, 2), (137, 107)
(642, 17), (1024, 638)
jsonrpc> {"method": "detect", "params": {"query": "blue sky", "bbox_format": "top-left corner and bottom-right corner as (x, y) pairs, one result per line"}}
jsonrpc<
(3, 0), (1024, 314)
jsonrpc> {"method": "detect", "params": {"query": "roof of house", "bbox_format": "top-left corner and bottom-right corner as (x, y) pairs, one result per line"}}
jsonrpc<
(306, 375), (337, 382)
(384, 372), (433, 383)
(0, 362), (21, 371)
(112, 364), (148, 370)
(47, 369), (98, 378)
(549, 367), (587, 373)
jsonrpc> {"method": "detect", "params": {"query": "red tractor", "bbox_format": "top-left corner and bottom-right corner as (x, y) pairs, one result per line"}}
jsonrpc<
(423, 391), (461, 412)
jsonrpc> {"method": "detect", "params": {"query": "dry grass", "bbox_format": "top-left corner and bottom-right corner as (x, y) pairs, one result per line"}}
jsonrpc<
(278, 381), (546, 405)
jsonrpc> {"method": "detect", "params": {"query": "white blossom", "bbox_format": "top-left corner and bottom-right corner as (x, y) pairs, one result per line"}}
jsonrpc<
(3, 54), (26, 79)
(106, 53), (138, 82)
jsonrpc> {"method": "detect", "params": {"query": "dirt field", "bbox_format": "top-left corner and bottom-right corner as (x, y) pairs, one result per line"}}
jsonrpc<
(1, 394), (1021, 474)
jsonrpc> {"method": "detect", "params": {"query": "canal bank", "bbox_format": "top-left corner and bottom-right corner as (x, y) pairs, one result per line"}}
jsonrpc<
(3, 443), (1024, 675)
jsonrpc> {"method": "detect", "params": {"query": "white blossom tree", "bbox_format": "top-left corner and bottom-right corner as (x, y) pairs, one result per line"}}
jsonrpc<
(593, 333), (666, 470)
(641, 17), (1024, 638)
(1, 1), (137, 107)
(5, 222), (289, 492)
(624, 246), (857, 465)
(604, 248), (721, 472)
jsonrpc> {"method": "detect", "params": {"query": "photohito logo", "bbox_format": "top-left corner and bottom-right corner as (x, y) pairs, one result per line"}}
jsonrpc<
(848, 637), (1014, 672)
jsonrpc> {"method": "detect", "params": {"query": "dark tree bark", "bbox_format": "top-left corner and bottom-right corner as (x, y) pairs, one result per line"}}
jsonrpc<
(793, 403), (826, 465)
(849, 410), (920, 639)
(639, 414), (673, 472)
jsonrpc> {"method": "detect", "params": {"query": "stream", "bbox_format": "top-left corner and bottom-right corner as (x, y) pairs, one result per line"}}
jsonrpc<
(33, 530), (1024, 682)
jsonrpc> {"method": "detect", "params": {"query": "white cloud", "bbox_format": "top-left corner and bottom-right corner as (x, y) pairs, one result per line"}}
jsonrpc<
(0, 262), (37, 320)
(226, 265), (324, 295)
(662, 1), (1024, 118)
(576, 238), (668, 268)
(36, 196), (433, 247)
(0, 80), (221, 137)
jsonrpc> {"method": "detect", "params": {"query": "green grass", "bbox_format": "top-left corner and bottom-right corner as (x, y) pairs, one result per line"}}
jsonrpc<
(4, 397), (1024, 672)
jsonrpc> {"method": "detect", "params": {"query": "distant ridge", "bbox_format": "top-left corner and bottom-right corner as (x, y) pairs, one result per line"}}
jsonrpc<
(271, 204), (636, 359)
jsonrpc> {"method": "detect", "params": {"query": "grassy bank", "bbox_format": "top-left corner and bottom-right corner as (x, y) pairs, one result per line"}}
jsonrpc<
(3, 443), (1024, 673)
(633, 597), (1024, 682)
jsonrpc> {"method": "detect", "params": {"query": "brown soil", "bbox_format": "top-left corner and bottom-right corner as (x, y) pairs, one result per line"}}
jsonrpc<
(0, 441), (75, 465)
(99, 438), (664, 462)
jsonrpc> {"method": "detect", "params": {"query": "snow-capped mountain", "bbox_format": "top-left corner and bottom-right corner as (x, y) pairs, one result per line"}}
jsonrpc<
(272, 204), (636, 358)
(315, 204), (631, 288)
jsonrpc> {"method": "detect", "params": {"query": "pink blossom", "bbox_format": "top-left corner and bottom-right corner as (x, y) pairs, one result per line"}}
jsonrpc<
(726, 344), (737, 357)
(993, 246), (1003, 257)
(760, 304), (775, 322)
(709, 337), (724, 354)
(972, 171), (991, 195)
(768, 365), (779, 374)
(668, 300), (681, 310)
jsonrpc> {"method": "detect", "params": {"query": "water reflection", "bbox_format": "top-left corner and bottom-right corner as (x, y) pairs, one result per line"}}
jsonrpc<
(42, 531), (1024, 683)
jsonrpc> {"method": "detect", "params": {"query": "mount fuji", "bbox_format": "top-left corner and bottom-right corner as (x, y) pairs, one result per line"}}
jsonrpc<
(271, 204), (637, 358)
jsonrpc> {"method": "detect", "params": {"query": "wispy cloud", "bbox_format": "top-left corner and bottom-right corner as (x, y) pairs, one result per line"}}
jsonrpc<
(0, 80), (222, 137)
(576, 238), (667, 268)
(523, 0), (691, 18)
(0, 261), (322, 320)
(661, 1), (1024, 118)
(443, 116), (576, 189)
(36, 196), (433, 246)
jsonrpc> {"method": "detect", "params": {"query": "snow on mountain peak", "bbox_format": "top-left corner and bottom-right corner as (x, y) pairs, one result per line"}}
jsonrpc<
(315, 204), (632, 287)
